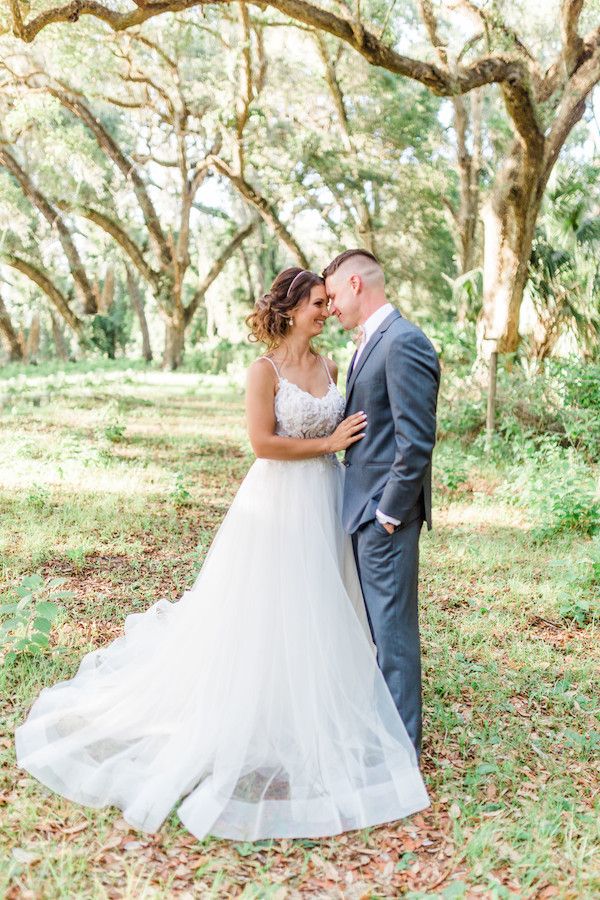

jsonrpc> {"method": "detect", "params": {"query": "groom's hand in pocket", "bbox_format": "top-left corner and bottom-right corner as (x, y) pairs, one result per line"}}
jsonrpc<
(375, 508), (400, 534)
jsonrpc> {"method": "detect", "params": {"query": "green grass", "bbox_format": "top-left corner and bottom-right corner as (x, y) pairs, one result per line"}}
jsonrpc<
(1, 365), (598, 898)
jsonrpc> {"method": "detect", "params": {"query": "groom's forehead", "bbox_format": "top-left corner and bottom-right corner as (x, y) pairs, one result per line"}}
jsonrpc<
(324, 272), (338, 296)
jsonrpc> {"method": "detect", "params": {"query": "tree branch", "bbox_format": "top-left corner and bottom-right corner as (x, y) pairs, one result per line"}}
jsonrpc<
(9, 0), (528, 96)
(3, 253), (84, 333)
(209, 156), (309, 266)
(0, 288), (23, 360)
(10, 0), (204, 43)
(183, 219), (257, 324)
(59, 203), (159, 287)
(315, 32), (376, 252)
(47, 86), (171, 269)
(417, 0), (448, 68)
(0, 145), (98, 314)
(561, 0), (585, 75)
(499, 75), (544, 157)
(543, 39), (600, 182)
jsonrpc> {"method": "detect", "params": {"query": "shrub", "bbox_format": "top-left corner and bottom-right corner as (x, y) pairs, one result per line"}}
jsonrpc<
(0, 575), (70, 666)
(497, 442), (599, 539)
(434, 443), (472, 496)
(171, 472), (192, 506)
(184, 339), (256, 375)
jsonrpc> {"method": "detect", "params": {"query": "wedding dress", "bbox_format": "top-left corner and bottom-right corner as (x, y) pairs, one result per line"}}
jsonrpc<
(15, 356), (430, 841)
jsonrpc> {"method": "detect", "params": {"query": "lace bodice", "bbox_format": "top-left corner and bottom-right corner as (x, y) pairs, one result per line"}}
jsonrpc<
(261, 357), (345, 439)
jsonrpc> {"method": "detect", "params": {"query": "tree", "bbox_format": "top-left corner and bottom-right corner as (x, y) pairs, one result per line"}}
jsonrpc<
(0, 288), (23, 360)
(1, 27), (259, 367)
(5, 0), (599, 365)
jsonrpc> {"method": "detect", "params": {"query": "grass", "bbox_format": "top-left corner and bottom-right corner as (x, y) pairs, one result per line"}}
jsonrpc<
(1, 364), (598, 899)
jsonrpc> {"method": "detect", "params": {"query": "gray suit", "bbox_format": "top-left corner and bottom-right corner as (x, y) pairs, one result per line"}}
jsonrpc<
(342, 309), (440, 756)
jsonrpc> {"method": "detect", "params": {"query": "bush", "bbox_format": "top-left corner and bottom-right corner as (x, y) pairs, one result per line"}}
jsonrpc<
(0, 575), (71, 665)
(184, 339), (257, 375)
(497, 441), (599, 539)
(438, 358), (600, 462)
(434, 442), (472, 496)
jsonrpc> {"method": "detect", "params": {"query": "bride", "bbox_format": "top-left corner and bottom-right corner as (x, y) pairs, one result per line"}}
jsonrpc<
(15, 266), (430, 841)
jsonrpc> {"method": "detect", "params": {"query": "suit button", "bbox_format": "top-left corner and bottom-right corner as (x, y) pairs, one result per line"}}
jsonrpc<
(342, 460), (349, 467)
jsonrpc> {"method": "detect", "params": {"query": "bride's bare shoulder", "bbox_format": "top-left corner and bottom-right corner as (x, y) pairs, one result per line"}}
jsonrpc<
(247, 357), (279, 393)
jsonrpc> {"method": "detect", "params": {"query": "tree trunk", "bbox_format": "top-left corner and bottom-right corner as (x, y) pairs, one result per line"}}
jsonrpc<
(25, 312), (41, 363)
(126, 265), (153, 362)
(476, 155), (543, 365)
(162, 315), (186, 370)
(0, 292), (24, 361)
(98, 266), (115, 314)
(443, 91), (482, 326)
(453, 92), (481, 278)
(50, 311), (69, 361)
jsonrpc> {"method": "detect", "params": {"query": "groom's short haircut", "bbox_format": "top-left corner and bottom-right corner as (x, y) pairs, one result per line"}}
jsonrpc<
(322, 249), (380, 280)
(322, 249), (384, 291)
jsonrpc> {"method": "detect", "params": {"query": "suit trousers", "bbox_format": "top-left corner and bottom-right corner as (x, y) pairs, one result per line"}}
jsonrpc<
(352, 517), (423, 757)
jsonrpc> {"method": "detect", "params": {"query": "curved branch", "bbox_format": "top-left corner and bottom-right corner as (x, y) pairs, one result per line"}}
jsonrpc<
(11, 0), (524, 95)
(183, 219), (257, 324)
(0, 288), (23, 360)
(543, 42), (600, 181)
(3, 254), (84, 333)
(0, 145), (98, 313)
(59, 203), (159, 286)
(47, 87), (171, 269)
(210, 156), (309, 266)
(11, 0), (204, 42)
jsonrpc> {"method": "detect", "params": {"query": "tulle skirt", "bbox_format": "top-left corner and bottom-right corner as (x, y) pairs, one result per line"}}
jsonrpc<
(15, 455), (429, 840)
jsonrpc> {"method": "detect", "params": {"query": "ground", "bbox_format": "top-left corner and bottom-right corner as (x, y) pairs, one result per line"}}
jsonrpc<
(0, 365), (597, 899)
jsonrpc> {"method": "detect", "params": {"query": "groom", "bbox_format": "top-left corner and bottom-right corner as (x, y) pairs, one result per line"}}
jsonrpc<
(323, 249), (440, 759)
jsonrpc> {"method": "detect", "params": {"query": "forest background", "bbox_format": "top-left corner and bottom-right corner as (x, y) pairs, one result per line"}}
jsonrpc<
(0, 1), (599, 897)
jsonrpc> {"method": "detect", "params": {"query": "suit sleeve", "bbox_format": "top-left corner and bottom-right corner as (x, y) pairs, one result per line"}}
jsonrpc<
(378, 330), (440, 522)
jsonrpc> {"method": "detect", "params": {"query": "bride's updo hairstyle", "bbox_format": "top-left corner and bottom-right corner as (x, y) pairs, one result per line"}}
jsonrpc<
(247, 267), (324, 349)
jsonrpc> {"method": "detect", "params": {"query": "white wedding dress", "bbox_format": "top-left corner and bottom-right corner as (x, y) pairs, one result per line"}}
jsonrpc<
(15, 356), (430, 841)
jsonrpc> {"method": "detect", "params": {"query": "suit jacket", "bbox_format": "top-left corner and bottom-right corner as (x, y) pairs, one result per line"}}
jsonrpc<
(342, 309), (440, 535)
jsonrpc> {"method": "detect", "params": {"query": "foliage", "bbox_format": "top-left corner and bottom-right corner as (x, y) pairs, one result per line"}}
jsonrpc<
(438, 354), (600, 462)
(170, 472), (192, 506)
(0, 366), (597, 896)
(99, 400), (127, 444)
(498, 440), (599, 539)
(0, 575), (70, 666)
(525, 164), (600, 359)
(183, 339), (257, 375)
(88, 296), (133, 360)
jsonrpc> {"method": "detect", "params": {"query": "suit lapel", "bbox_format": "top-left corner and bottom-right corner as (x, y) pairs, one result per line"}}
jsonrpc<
(346, 309), (400, 401)
(346, 349), (358, 390)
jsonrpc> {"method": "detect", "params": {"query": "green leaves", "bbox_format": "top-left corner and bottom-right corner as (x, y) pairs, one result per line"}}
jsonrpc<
(0, 574), (71, 665)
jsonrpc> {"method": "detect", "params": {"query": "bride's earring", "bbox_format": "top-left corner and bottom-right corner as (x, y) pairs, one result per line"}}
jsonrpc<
(288, 317), (294, 327)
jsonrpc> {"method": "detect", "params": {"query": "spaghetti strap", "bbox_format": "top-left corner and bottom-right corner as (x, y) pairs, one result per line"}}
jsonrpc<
(260, 356), (281, 380)
(319, 355), (334, 385)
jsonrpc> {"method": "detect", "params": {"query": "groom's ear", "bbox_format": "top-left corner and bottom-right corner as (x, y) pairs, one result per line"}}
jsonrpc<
(349, 273), (362, 294)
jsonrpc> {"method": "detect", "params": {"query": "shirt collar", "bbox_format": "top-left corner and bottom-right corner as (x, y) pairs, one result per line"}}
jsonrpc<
(362, 303), (395, 343)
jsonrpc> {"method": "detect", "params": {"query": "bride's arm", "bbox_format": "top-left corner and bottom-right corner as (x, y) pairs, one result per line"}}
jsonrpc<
(245, 360), (366, 461)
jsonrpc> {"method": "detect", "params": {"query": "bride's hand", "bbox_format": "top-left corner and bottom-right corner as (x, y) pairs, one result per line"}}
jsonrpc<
(326, 412), (367, 453)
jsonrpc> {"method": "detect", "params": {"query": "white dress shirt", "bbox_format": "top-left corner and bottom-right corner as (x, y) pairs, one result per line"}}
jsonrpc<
(352, 303), (394, 371)
(351, 303), (401, 529)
